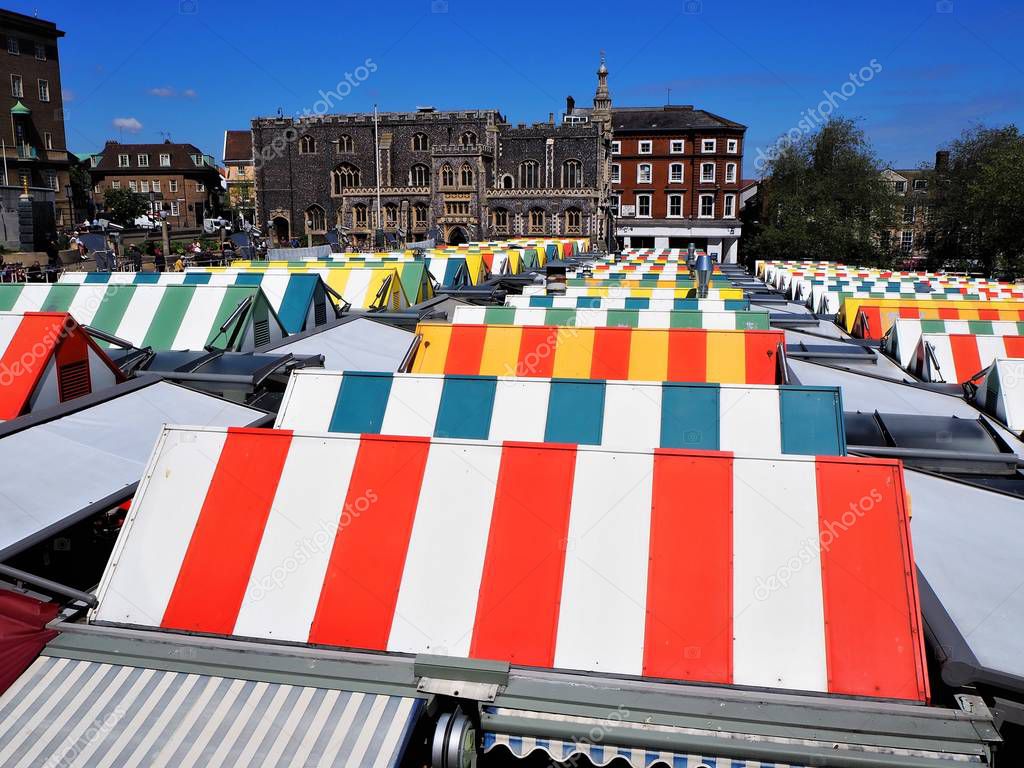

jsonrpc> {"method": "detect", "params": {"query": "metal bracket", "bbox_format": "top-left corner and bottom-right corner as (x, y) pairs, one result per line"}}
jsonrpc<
(414, 654), (508, 701)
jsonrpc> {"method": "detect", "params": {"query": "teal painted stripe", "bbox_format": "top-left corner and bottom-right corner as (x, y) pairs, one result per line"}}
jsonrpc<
(234, 273), (264, 286)
(83, 272), (112, 284)
(182, 273), (211, 285)
(277, 274), (317, 333)
(328, 372), (394, 433)
(133, 272), (161, 284)
(660, 383), (720, 449)
(434, 376), (496, 439)
(527, 296), (554, 308)
(779, 387), (845, 455)
(544, 379), (605, 445)
(443, 259), (463, 287)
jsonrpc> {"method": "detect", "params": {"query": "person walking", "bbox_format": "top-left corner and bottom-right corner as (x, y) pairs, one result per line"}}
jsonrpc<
(154, 246), (166, 273)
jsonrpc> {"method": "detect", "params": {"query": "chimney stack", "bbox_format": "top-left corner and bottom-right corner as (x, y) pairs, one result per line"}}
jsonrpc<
(935, 150), (950, 172)
(566, 95), (575, 114)
(549, 112), (554, 125)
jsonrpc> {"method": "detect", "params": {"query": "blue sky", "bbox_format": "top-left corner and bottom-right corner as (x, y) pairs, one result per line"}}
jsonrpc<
(20, 0), (1023, 172)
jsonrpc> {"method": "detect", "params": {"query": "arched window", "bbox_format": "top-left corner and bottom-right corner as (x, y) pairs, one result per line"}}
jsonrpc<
(561, 159), (582, 188)
(298, 135), (316, 154)
(352, 204), (368, 228)
(491, 207), (509, 233)
(410, 163), (430, 186)
(564, 207), (582, 234)
(460, 131), (477, 146)
(519, 161), (539, 189)
(439, 163), (454, 187)
(412, 133), (429, 151)
(331, 163), (361, 195)
(528, 207), (545, 234)
(305, 204), (326, 233)
(383, 203), (398, 228)
(338, 134), (353, 153)
(500, 174), (514, 189)
(413, 203), (428, 227)
(460, 163), (474, 186)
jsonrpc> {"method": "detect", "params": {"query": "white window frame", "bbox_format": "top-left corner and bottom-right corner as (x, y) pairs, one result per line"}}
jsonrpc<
(913, 179), (928, 191)
(669, 163), (684, 183)
(727, 139), (738, 153)
(725, 162), (737, 183)
(152, 180), (161, 192)
(638, 140), (652, 155)
(196, 182), (205, 192)
(137, 154), (149, 167)
(670, 139), (685, 154)
(636, 193), (652, 218)
(700, 162), (715, 182)
(128, 180), (137, 192)
(699, 193), (715, 218)
(610, 163), (620, 183)
(170, 201), (180, 216)
(34, 43), (45, 61)
(45, 169), (57, 191)
(702, 139), (716, 153)
(611, 193), (620, 215)
(140, 180), (149, 193)
(637, 163), (652, 184)
(118, 154), (130, 167)
(723, 194), (736, 218)
(901, 231), (913, 251)
(43, 132), (52, 150)
(37, 79), (49, 102)
(159, 153), (171, 167)
(10, 74), (22, 98)
(895, 180), (907, 193)
(111, 180), (121, 190)
(169, 180), (178, 192)
(7, 36), (18, 55)
(667, 193), (684, 218)
(611, 140), (621, 155)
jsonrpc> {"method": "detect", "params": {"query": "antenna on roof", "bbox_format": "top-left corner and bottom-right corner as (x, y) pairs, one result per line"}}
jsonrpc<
(667, 87), (671, 105)
(159, 131), (172, 142)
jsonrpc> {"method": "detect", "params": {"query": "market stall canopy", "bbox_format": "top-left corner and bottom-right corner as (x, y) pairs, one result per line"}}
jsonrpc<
(258, 317), (415, 372)
(504, 295), (751, 311)
(0, 284), (287, 352)
(838, 298), (1024, 335)
(408, 324), (786, 384)
(883, 318), (1024, 368)
(0, 378), (267, 560)
(0, 311), (123, 420)
(853, 303), (1024, 340)
(972, 358), (1024, 435)
(452, 305), (771, 329)
(224, 262), (424, 306)
(92, 427), (927, 702)
(910, 332), (1024, 384)
(275, 371), (845, 456)
(62, 271), (336, 335)
(521, 285), (745, 300)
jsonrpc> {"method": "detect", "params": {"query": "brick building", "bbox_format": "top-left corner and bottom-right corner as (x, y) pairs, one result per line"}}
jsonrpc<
(0, 9), (73, 227)
(602, 105), (746, 262)
(223, 130), (255, 226)
(882, 150), (944, 262)
(252, 61), (613, 248)
(88, 140), (223, 229)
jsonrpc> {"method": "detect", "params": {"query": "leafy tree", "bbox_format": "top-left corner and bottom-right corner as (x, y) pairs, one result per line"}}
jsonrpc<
(743, 118), (900, 266)
(102, 187), (149, 226)
(929, 125), (1024, 278)
(68, 165), (92, 221)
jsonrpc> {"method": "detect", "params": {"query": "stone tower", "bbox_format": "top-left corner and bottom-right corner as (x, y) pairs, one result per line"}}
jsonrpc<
(592, 51), (612, 126)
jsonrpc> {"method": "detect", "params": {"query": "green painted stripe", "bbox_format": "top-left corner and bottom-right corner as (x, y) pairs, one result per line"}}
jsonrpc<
(88, 284), (136, 340)
(142, 285), (195, 349)
(40, 285), (77, 312)
(669, 311), (703, 329)
(735, 311), (771, 330)
(0, 285), (25, 311)
(207, 286), (259, 347)
(544, 308), (578, 326)
(920, 319), (945, 333)
(968, 320), (994, 334)
(483, 307), (515, 324)
(605, 309), (638, 328)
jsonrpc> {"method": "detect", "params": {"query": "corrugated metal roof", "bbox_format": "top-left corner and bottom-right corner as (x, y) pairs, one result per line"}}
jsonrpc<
(261, 317), (414, 372)
(0, 655), (421, 768)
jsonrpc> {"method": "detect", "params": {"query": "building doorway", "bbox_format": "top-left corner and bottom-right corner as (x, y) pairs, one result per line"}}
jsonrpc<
(446, 226), (468, 245)
(272, 216), (289, 245)
(669, 236), (708, 251)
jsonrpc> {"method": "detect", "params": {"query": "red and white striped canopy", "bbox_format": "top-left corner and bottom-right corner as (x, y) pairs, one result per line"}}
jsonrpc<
(93, 427), (928, 702)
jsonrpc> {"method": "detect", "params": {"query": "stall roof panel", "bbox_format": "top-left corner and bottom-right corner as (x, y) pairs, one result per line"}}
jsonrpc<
(260, 317), (415, 372)
(974, 358), (1024, 434)
(0, 379), (266, 559)
(409, 324), (785, 384)
(92, 427), (927, 702)
(910, 332), (1024, 384)
(504, 295), (751, 311)
(452, 305), (770, 330)
(275, 371), (845, 456)
(223, 263), (415, 308)
(854, 303), (1024, 340)
(522, 285), (745, 300)
(0, 654), (421, 768)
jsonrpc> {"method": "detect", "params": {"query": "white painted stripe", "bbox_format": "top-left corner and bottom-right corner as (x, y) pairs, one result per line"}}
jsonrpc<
(274, 371), (342, 431)
(0, 657), (70, 753)
(344, 694), (389, 767)
(380, 374), (443, 437)
(992, 321), (1020, 336)
(388, 440), (500, 656)
(205, 272), (235, 286)
(114, 285), (165, 346)
(202, 680), (271, 768)
(58, 272), (87, 283)
(702, 310), (736, 330)
(93, 429), (228, 627)
(515, 307), (550, 326)
(976, 335), (1010, 374)
(732, 457), (827, 691)
(261, 686), (317, 766)
(637, 310), (670, 329)
(602, 382), (661, 449)
(571, 309), (606, 327)
(720, 386), (782, 454)
(146, 675), (223, 766)
(554, 449), (653, 676)
(10, 284), (49, 312)
(451, 305), (486, 324)
(171, 285), (226, 350)
(370, 697), (415, 768)
(229, 682), (292, 767)
(341, 269), (373, 308)
(287, 689), (342, 768)
(315, 691), (365, 768)
(64, 285), (107, 325)
(93, 669), (178, 768)
(0, 313), (23, 358)
(233, 434), (359, 642)
(920, 334), (953, 382)
(488, 378), (549, 441)
(176, 677), (247, 767)
(257, 273), (290, 313)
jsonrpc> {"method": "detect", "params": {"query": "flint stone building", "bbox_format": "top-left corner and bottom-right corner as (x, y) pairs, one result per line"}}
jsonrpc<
(252, 62), (614, 248)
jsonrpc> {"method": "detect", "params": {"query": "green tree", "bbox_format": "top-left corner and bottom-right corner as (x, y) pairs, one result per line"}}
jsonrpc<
(743, 118), (900, 266)
(930, 124), (1024, 278)
(102, 187), (149, 226)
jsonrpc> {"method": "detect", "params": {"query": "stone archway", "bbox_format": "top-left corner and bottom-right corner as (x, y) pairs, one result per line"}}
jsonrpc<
(446, 225), (468, 246)
(272, 216), (290, 245)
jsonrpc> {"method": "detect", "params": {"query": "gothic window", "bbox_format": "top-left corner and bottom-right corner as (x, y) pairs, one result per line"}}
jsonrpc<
(305, 204), (326, 233)
(352, 204), (368, 227)
(332, 163), (361, 194)
(561, 159), (582, 188)
(412, 133), (429, 151)
(460, 163), (474, 186)
(564, 207), (582, 233)
(500, 174), (514, 189)
(338, 134), (353, 152)
(528, 207), (545, 234)
(519, 161), (539, 189)
(410, 163), (430, 186)
(413, 204), (428, 226)
(298, 135), (316, 154)
(491, 207), (509, 232)
(460, 131), (477, 146)
(440, 163), (455, 187)
(383, 203), (398, 228)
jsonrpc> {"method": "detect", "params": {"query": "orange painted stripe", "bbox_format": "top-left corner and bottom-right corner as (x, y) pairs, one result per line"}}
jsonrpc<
(1002, 336), (1024, 359)
(744, 331), (782, 384)
(937, 307), (959, 320)
(0, 313), (65, 419)
(815, 458), (928, 702)
(666, 329), (706, 382)
(644, 450), (732, 683)
(590, 327), (631, 380)
(948, 334), (982, 382)
(470, 442), (575, 666)
(308, 434), (430, 649)
(444, 325), (487, 374)
(516, 326), (557, 378)
(978, 308), (1000, 320)
(161, 428), (292, 635)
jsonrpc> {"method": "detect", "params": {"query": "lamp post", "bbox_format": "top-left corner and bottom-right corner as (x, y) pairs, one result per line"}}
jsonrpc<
(64, 183), (73, 231)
